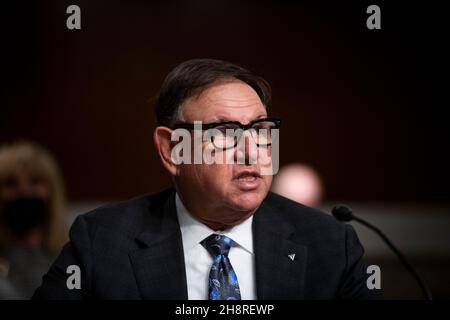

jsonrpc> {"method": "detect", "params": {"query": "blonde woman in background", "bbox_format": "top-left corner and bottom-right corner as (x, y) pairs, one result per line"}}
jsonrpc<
(0, 141), (67, 299)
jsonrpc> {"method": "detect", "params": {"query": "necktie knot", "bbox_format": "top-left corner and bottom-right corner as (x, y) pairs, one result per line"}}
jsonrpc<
(201, 234), (234, 257)
(200, 234), (241, 300)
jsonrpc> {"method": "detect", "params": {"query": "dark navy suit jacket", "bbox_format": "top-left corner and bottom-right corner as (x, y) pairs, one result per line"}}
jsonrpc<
(33, 189), (382, 299)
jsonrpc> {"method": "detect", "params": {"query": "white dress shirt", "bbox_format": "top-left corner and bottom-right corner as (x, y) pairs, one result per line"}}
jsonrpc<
(175, 193), (256, 300)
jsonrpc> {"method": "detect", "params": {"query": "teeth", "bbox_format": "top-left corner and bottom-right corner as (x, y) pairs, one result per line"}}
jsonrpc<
(238, 175), (256, 181)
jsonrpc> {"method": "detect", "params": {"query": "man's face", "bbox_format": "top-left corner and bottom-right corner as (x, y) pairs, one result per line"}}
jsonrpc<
(175, 80), (273, 224)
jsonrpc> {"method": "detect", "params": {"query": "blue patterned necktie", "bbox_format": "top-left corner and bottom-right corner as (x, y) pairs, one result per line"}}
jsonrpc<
(201, 234), (241, 300)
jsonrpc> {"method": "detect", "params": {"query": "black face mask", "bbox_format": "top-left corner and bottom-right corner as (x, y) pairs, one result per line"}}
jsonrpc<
(1, 197), (48, 234)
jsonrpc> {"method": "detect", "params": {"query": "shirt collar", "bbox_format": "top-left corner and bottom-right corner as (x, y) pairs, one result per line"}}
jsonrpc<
(175, 193), (254, 254)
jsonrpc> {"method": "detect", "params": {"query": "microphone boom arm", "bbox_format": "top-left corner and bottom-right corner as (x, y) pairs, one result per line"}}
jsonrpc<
(351, 215), (433, 300)
(332, 205), (433, 300)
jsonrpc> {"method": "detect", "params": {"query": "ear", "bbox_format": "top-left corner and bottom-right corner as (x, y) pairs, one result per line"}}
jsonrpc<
(153, 126), (178, 176)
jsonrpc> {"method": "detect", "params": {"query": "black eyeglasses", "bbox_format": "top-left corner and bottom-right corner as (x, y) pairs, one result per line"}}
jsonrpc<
(172, 117), (281, 150)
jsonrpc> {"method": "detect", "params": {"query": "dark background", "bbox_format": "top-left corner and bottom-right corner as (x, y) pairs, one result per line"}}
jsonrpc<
(1, 0), (448, 203)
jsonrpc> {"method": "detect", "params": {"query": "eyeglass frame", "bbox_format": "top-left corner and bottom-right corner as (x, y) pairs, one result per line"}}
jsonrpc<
(171, 117), (281, 150)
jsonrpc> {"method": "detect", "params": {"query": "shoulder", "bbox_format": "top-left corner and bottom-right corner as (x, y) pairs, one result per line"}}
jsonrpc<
(70, 188), (174, 239)
(264, 191), (340, 227)
(263, 192), (349, 241)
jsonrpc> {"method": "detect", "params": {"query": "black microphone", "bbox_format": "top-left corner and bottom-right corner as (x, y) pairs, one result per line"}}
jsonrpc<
(332, 204), (433, 300)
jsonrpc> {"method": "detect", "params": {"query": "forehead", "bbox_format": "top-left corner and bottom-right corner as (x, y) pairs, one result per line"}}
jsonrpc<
(182, 80), (267, 122)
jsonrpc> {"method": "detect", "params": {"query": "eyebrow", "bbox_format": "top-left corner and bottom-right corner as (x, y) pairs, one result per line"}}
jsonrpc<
(209, 115), (268, 123)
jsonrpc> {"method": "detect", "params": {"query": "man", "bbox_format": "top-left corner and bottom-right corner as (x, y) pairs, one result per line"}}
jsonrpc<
(33, 59), (382, 300)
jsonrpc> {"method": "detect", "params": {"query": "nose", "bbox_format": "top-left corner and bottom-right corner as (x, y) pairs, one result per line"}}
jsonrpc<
(234, 131), (258, 165)
(18, 181), (35, 196)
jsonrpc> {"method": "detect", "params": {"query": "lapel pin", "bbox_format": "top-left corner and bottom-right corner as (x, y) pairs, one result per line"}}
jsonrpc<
(288, 253), (296, 261)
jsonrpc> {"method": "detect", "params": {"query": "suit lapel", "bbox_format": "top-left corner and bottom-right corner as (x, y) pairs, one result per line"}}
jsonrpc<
(128, 190), (307, 300)
(129, 191), (188, 300)
(253, 199), (308, 299)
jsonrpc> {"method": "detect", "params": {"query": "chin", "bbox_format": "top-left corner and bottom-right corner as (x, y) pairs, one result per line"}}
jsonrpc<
(229, 190), (267, 212)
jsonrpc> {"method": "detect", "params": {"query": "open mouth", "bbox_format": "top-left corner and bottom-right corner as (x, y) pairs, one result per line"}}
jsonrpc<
(233, 170), (262, 190)
(234, 170), (261, 180)
(237, 175), (258, 182)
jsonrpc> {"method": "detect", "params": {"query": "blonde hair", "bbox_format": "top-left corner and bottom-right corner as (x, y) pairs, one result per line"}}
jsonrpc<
(0, 140), (67, 254)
